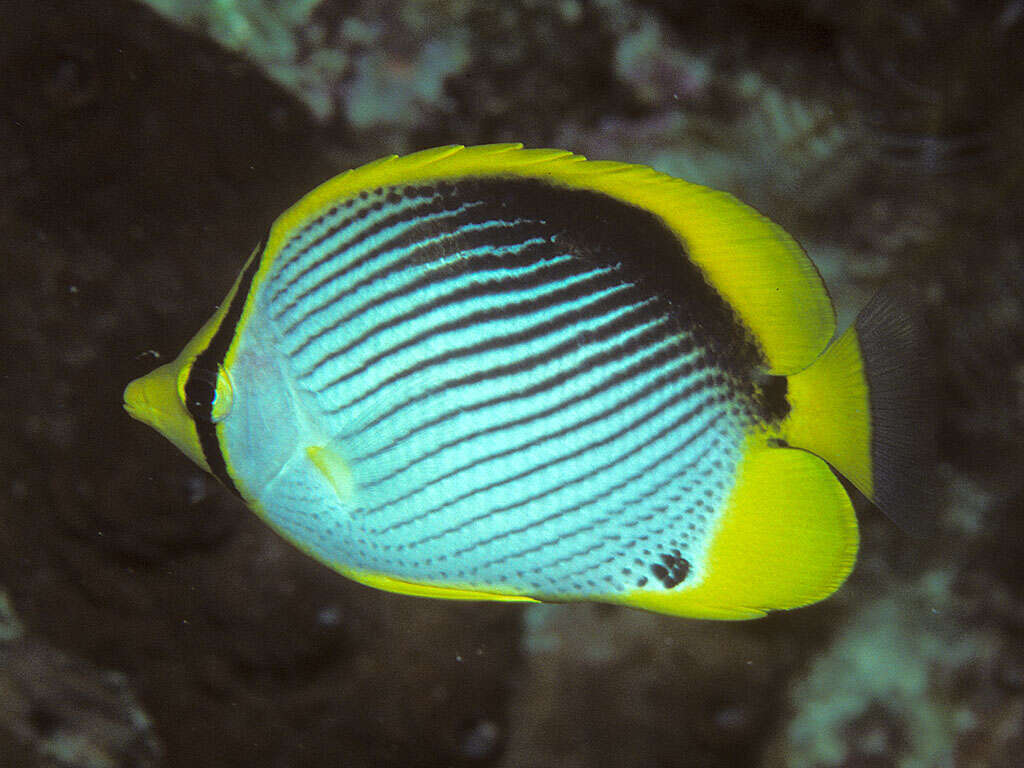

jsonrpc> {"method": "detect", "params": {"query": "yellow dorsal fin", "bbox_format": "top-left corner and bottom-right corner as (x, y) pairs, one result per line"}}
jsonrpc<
(268, 144), (835, 374)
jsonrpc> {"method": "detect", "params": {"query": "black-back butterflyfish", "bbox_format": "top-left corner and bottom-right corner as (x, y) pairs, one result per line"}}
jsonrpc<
(124, 144), (931, 619)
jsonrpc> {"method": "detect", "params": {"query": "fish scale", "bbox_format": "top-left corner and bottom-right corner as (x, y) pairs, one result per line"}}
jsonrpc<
(125, 144), (931, 619)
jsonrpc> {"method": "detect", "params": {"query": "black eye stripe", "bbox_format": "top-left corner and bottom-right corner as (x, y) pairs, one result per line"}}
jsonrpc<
(188, 245), (264, 496)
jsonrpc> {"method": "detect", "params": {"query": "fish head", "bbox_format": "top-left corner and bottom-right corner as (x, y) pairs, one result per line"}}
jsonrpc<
(123, 310), (233, 475)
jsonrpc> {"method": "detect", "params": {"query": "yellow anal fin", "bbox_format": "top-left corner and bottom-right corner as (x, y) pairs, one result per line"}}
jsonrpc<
(339, 566), (539, 604)
(611, 447), (858, 619)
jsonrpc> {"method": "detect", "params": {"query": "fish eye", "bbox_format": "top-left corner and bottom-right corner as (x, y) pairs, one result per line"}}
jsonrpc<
(184, 366), (217, 412)
(179, 361), (234, 423)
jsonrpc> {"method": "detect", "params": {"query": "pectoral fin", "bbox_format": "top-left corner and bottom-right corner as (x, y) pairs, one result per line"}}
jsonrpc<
(306, 444), (357, 503)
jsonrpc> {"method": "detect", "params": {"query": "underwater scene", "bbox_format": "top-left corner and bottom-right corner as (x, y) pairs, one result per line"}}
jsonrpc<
(2, 0), (1023, 766)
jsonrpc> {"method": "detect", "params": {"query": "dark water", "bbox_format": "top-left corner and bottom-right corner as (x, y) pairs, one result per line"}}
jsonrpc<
(1, 1), (1022, 766)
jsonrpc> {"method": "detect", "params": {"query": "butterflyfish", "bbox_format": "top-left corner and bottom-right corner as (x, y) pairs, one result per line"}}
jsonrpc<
(124, 144), (931, 619)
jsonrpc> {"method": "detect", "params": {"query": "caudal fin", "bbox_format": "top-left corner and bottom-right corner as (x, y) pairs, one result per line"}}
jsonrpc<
(784, 289), (936, 533)
(853, 290), (936, 532)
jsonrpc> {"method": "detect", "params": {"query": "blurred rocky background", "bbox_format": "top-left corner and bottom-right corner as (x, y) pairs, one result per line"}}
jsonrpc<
(1, 0), (1022, 766)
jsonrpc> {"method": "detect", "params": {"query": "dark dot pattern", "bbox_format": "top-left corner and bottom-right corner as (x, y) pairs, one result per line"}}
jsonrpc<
(649, 550), (691, 588)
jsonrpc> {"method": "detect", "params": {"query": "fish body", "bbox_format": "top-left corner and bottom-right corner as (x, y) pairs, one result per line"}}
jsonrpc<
(124, 144), (929, 619)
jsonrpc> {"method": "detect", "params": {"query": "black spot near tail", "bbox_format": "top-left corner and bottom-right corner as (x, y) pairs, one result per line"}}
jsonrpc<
(650, 550), (690, 588)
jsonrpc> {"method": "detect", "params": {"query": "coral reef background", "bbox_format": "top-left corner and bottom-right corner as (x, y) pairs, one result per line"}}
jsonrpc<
(1, 0), (1022, 766)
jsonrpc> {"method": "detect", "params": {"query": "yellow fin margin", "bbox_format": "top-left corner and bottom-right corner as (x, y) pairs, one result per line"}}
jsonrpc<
(338, 567), (540, 603)
(264, 144), (835, 374)
(239, 491), (537, 604)
(607, 446), (858, 619)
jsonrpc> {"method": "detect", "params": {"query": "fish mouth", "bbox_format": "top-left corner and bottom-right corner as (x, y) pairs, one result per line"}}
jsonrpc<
(122, 362), (211, 472)
(122, 361), (181, 432)
(123, 375), (158, 427)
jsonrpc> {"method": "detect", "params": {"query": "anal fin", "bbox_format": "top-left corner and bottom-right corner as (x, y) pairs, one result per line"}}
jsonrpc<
(611, 447), (858, 619)
(339, 566), (540, 603)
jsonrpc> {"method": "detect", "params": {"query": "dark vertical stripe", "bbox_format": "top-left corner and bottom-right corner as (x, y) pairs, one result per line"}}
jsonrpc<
(395, 408), (725, 548)
(303, 265), (614, 385)
(376, 383), (722, 538)
(354, 332), (689, 474)
(270, 190), (448, 307)
(271, 198), (488, 321)
(184, 247), (263, 496)
(366, 365), (715, 519)
(288, 250), (577, 364)
(467, 438), (721, 568)
(278, 210), (545, 343)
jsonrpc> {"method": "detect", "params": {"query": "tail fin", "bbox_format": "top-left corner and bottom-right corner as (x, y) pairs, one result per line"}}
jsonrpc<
(783, 289), (935, 534)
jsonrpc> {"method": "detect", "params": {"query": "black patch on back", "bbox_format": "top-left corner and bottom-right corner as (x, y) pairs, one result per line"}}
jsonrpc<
(753, 371), (790, 422)
(650, 550), (691, 588)
(436, 177), (768, 390)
